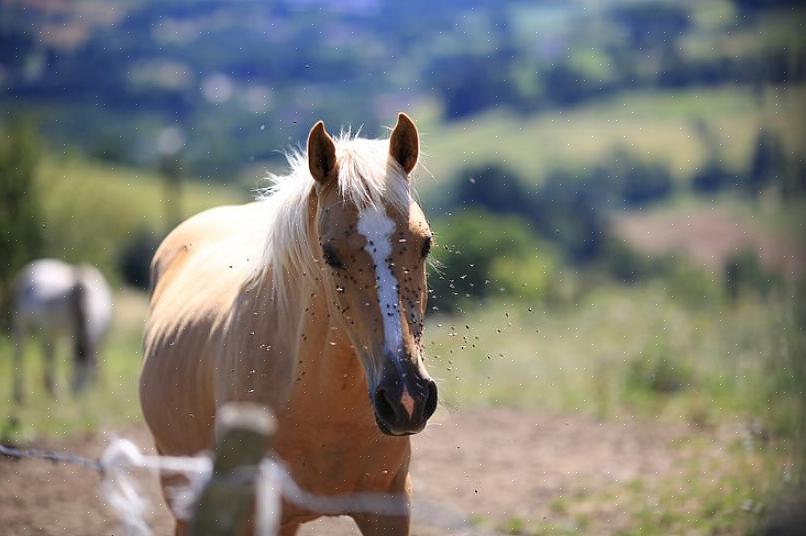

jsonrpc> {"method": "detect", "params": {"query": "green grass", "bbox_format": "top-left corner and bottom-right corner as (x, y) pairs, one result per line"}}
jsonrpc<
(8, 276), (797, 442)
(599, 437), (781, 535)
(423, 276), (803, 534)
(39, 156), (245, 225)
(478, 417), (791, 535)
(425, 283), (800, 431)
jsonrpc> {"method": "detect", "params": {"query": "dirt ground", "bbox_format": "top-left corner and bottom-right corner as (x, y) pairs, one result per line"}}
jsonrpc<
(1, 408), (693, 535)
(613, 209), (805, 276)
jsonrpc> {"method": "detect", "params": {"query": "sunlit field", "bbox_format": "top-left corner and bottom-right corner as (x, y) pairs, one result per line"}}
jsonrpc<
(429, 286), (797, 423)
(424, 282), (803, 534)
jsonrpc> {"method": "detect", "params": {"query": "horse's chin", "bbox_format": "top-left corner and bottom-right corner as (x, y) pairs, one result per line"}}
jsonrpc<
(374, 414), (418, 436)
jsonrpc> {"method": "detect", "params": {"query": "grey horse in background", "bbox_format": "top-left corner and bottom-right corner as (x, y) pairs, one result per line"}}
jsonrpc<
(11, 259), (113, 402)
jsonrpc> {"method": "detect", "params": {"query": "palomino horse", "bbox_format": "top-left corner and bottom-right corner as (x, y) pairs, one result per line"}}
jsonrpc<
(12, 258), (113, 401)
(140, 114), (437, 535)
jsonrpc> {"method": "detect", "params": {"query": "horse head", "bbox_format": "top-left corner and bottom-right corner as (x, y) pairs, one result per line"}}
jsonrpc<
(307, 114), (438, 435)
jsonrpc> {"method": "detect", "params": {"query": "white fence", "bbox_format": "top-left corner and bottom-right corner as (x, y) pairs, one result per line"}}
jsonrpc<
(2, 402), (410, 536)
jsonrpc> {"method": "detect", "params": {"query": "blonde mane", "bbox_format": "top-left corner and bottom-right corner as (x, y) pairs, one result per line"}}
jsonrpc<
(251, 133), (413, 306)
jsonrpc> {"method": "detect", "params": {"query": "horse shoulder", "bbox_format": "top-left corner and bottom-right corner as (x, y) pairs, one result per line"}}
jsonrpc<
(149, 203), (265, 296)
(142, 202), (271, 454)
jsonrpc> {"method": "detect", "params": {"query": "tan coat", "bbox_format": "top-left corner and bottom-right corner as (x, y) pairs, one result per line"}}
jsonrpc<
(140, 116), (434, 536)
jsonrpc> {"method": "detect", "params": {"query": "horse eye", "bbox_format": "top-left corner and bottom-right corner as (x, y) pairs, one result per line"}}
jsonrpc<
(421, 236), (432, 259)
(322, 245), (343, 269)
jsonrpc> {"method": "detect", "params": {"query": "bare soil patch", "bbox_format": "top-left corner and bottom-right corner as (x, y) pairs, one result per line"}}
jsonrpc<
(1, 408), (696, 535)
(614, 209), (805, 276)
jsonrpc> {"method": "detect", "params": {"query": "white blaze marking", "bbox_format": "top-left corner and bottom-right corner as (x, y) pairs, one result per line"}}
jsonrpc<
(357, 206), (403, 357)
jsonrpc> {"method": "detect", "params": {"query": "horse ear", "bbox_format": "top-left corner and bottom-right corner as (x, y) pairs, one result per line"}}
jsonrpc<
(389, 112), (419, 175)
(307, 121), (338, 184)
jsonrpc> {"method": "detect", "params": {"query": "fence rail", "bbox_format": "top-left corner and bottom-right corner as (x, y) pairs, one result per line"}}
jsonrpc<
(0, 402), (413, 536)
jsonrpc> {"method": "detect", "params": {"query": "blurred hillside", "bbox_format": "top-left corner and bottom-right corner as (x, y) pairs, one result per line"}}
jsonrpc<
(2, 0), (804, 180)
(2, 0), (804, 304)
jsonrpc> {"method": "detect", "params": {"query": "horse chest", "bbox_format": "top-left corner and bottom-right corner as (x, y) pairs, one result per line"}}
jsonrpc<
(275, 424), (408, 494)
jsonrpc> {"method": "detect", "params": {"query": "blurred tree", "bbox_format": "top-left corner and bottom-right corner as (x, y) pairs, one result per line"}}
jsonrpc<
(723, 249), (781, 301)
(532, 168), (613, 262)
(603, 239), (662, 284)
(781, 160), (806, 197)
(609, 3), (691, 51)
(118, 228), (161, 289)
(691, 161), (739, 193)
(690, 119), (739, 194)
(602, 148), (674, 206)
(454, 164), (533, 215)
(746, 129), (785, 196)
(433, 52), (519, 119)
(0, 119), (43, 328)
(490, 255), (556, 303)
(731, 0), (804, 16)
(428, 210), (554, 311)
(542, 63), (607, 107)
(451, 154), (674, 266)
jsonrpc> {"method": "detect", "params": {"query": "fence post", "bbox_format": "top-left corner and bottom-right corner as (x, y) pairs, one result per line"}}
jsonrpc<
(189, 402), (276, 536)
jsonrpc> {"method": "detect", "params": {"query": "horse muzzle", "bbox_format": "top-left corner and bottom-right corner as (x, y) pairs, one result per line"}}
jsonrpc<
(371, 373), (438, 436)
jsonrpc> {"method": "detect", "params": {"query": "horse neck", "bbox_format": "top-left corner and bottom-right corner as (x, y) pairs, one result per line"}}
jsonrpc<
(263, 223), (372, 422)
(246, 198), (369, 418)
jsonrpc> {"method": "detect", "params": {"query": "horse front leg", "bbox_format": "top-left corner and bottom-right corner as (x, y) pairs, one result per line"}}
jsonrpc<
(351, 470), (412, 536)
(71, 336), (94, 395)
(351, 512), (410, 536)
(279, 522), (301, 536)
(12, 321), (25, 404)
(41, 337), (56, 397)
(173, 519), (187, 536)
(71, 355), (92, 395)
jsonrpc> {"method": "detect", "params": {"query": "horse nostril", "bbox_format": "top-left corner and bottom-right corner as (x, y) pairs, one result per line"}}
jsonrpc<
(423, 380), (438, 421)
(374, 388), (397, 424)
